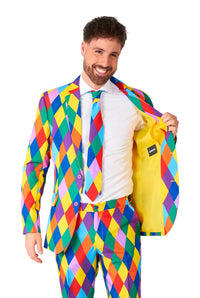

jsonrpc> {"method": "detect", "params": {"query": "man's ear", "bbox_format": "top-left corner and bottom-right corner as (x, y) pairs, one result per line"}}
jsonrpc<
(81, 41), (87, 56)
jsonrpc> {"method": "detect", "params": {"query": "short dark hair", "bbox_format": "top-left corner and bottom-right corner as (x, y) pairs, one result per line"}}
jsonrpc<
(83, 16), (127, 48)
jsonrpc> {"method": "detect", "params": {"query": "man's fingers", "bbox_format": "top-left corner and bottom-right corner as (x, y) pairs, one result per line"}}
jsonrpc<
(162, 118), (178, 127)
(161, 112), (179, 138)
(162, 113), (178, 124)
(28, 245), (42, 263)
(37, 237), (43, 255)
(25, 233), (43, 263)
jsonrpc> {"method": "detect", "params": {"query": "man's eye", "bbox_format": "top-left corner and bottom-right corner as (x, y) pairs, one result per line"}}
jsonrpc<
(95, 50), (103, 54)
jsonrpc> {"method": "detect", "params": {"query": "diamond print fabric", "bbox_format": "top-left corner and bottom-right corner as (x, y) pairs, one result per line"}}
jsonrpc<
(21, 94), (51, 234)
(85, 90), (104, 201)
(161, 131), (179, 234)
(110, 77), (179, 236)
(21, 75), (179, 256)
(21, 77), (84, 254)
(56, 197), (141, 298)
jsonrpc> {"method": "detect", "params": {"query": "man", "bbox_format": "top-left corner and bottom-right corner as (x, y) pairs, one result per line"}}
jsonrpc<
(22, 16), (179, 298)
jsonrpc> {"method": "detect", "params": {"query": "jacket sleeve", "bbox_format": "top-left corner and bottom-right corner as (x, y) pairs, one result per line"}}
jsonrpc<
(21, 93), (51, 234)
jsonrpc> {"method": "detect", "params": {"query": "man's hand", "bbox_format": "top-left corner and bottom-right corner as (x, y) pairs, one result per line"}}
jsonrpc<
(161, 112), (179, 139)
(25, 233), (43, 263)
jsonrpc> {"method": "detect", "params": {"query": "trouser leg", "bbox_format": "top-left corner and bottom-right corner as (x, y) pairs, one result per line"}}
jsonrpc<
(96, 198), (141, 298)
(55, 208), (99, 298)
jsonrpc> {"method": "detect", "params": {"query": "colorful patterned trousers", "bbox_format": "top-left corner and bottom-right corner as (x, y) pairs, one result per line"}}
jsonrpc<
(55, 197), (141, 298)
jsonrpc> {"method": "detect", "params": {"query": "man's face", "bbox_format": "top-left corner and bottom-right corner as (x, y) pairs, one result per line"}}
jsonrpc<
(81, 37), (121, 89)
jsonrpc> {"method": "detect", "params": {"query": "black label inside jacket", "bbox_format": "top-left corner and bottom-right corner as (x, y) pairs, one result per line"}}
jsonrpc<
(147, 145), (157, 156)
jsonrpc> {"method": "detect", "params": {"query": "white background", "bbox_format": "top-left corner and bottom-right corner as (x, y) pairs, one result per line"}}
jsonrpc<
(1, 0), (199, 297)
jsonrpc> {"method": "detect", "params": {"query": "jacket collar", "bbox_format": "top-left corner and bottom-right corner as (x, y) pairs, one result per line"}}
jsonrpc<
(61, 76), (82, 168)
(110, 76), (162, 118)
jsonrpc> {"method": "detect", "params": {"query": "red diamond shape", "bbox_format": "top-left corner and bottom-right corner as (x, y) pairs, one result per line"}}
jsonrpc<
(76, 245), (86, 265)
(96, 147), (103, 168)
(93, 110), (103, 132)
(70, 278), (81, 296)
(87, 183), (98, 201)
(65, 204), (75, 224)
(113, 273), (123, 293)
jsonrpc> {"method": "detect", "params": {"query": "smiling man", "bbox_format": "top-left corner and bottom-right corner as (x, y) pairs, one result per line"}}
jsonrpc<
(22, 16), (179, 298)
(81, 37), (121, 88)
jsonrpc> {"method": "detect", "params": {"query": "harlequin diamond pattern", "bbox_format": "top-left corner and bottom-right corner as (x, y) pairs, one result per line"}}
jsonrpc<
(22, 74), (179, 260)
(21, 94), (51, 234)
(21, 77), (84, 254)
(56, 197), (141, 298)
(44, 80), (83, 253)
(85, 90), (104, 201)
(161, 132), (179, 234)
(111, 77), (179, 236)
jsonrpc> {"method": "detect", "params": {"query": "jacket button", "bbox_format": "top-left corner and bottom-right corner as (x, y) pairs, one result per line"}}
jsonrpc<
(74, 202), (78, 207)
(77, 174), (82, 179)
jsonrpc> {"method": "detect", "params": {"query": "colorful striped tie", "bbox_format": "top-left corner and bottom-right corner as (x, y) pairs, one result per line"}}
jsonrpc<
(85, 90), (104, 201)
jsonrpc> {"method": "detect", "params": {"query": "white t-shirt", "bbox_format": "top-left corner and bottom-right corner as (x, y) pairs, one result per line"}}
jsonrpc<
(80, 76), (145, 203)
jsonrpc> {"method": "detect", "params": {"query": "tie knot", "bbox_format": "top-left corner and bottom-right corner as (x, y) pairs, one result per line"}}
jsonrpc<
(90, 90), (103, 102)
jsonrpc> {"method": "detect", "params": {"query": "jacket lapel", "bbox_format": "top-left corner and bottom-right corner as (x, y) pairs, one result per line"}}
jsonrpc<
(60, 76), (83, 169)
(110, 76), (162, 119)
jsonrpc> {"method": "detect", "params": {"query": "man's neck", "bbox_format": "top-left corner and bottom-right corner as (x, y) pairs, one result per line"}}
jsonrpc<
(81, 71), (106, 90)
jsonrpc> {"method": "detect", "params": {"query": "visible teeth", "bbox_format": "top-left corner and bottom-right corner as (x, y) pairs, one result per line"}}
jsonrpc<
(96, 67), (107, 74)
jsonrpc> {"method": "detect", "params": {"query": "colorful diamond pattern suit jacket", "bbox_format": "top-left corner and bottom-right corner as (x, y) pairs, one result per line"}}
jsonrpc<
(21, 76), (179, 254)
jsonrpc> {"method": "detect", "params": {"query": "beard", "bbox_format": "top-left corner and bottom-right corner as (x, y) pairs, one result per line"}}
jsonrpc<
(83, 61), (116, 87)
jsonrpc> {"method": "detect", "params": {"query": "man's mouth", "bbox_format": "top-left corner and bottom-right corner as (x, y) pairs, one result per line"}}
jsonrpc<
(93, 66), (111, 76)
(96, 67), (107, 74)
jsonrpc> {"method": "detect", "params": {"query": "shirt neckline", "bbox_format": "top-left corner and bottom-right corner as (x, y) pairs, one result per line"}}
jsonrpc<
(79, 75), (122, 96)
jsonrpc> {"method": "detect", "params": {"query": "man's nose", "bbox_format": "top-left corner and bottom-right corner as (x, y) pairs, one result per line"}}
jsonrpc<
(99, 55), (111, 67)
